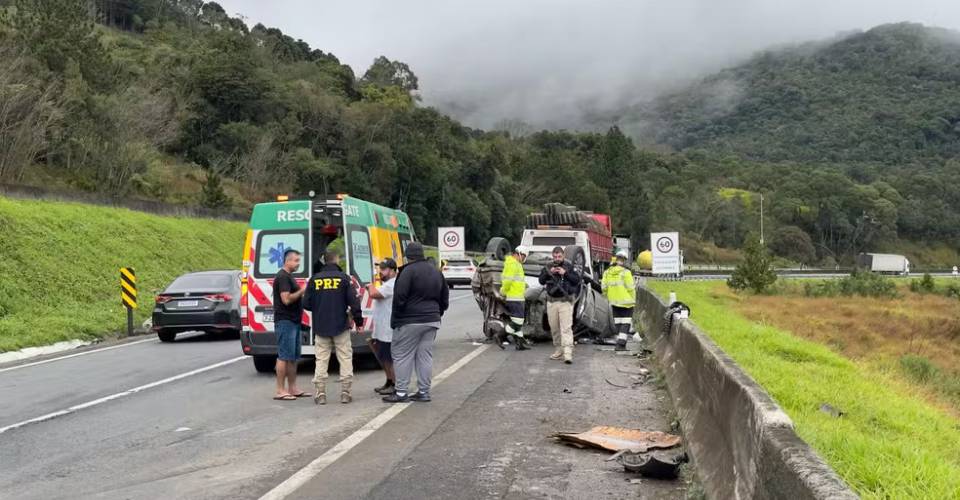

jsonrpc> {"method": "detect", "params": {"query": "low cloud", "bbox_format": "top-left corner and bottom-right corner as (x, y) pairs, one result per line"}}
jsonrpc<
(219, 0), (960, 130)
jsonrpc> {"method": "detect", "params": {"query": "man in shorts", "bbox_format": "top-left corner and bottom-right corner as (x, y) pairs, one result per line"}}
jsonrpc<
(272, 248), (307, 400)
(367, 258), (398, 395)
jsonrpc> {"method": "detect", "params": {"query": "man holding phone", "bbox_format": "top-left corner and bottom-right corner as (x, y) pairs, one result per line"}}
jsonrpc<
(538, 246), (581, 364)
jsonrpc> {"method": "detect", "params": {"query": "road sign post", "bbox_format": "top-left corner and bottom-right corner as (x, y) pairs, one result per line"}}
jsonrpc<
(650, 232), (681, 275)
(121, 267), (137, 337)
(438, 226), (466, 261)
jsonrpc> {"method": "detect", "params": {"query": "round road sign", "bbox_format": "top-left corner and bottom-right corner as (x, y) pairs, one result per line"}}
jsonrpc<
(656, 236), (674, 254)
(443, 230), (461, 248)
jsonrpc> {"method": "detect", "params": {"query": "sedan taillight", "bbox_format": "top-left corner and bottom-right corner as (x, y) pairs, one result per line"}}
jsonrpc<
(205, 294), (233, 302)
(155, 295), (173, 304)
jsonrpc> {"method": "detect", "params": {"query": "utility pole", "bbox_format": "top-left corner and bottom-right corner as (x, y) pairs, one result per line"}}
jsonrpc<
(759, 193), (764, 245)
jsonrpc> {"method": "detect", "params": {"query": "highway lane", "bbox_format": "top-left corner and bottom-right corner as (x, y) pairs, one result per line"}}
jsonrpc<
(0, 289), (686, 499)
(0, 290), (475, 499)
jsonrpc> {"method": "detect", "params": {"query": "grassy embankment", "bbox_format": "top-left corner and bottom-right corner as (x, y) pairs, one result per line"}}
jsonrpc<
(0, 196), (245, 352)
(647, 280), (960, 499)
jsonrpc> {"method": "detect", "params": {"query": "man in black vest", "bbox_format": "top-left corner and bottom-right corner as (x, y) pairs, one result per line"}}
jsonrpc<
(303, 251), (363, 405)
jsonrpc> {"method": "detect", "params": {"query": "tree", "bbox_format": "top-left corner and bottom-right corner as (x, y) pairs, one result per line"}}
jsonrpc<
(770, 225), (816, 264)
(728, 235), (777, 293)
(360, 56), (419, 94)
(10, 0), (113, 89)
(200, 172), (230, 209)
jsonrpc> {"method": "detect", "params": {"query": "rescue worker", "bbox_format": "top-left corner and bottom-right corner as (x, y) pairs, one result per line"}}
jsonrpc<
(539, 246), (581, 364)
(602, 249), (636, 351)
(303, 251), (363, 405)
(500, 245), (530, 350)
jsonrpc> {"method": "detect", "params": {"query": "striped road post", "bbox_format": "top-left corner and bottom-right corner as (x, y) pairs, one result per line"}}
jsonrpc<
(121, 267), (137, 336)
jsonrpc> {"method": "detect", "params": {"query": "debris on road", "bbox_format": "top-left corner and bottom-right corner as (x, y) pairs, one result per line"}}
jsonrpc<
(616, 367), (650, 376)
(819, 402), (844, 418)
(605, 378), (630, 388)
(562, 388), (572, 394)
(616, 449), (688, 479)
(553, 426), (681, 453)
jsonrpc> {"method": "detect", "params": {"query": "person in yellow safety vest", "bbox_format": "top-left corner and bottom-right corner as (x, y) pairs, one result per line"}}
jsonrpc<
(500, 245), (530, 351)
(602, 248), (636, 351)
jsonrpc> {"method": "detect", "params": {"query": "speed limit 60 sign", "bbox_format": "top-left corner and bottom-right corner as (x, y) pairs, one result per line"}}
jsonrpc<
(650, 232), (680, 275)
(438, 227), (465, 260)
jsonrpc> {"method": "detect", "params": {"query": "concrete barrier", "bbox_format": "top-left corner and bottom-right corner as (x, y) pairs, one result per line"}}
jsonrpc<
(634, 287), (858, 500)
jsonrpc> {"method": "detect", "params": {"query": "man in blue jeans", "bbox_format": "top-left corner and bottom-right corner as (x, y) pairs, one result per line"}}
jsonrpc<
(272, 248), (307, 400)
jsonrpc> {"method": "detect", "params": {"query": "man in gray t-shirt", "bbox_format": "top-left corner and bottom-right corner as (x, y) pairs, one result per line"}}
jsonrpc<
(367, 258), (398, 394)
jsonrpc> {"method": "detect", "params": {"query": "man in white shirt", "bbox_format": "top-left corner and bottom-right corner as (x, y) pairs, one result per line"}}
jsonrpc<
(367, 258), (398, 395)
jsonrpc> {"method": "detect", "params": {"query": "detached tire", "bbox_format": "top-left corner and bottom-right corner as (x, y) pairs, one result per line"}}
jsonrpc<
(485, 237), (511, 261)
(253, 355), (276, 373)
(157, 330), (177, 343)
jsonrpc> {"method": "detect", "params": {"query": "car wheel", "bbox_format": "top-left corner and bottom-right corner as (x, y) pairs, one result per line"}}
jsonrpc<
(485, 237), (511, 262)
(157, 330), (177, 343)
(564, 246), (586, 275)
(253, 355), (277, 373)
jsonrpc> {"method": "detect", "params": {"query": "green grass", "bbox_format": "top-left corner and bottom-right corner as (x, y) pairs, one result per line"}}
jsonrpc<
(0, 196), (246, 352)
(647, 281), (960, 499)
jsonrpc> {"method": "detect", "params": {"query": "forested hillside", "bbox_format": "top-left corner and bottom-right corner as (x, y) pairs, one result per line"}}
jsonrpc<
(0, 1), (958, 267)
(637, 23), (960, 165)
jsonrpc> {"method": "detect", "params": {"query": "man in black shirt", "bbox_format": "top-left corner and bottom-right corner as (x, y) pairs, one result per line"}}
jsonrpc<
(273, 248), (307, 400)
(539, 246), (581, 364)
(303, 251), (363, 405)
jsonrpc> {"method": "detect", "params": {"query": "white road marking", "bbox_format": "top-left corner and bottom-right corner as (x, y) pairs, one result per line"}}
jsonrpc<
(259, 343), (491, 500)
(0, 356), (247, 435)
(0, 338), (157, 374)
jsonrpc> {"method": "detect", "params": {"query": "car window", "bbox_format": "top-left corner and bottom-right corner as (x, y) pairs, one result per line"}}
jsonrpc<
(531, 236), (576, 246)
(256, 232), (307, 278)
(447, 260), (472, 266)
(349, 227), (373, 284)
(167, 274), (233, 292)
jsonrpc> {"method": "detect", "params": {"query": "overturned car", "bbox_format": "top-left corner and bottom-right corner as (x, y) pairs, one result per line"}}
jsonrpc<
(471, 237), (617, 343)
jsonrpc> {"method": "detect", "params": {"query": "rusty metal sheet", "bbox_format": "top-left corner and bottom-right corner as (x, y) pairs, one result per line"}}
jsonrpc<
(553, 426), (681, 453)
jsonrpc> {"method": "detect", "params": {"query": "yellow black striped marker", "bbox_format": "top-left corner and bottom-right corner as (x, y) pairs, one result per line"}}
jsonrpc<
(121, 267), (137, 309)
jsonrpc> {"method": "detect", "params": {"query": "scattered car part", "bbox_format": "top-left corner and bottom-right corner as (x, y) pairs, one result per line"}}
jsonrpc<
(819, 402), (844, 418)
(617, 449), (688, 479)
(661, 301), (691, 337)
(553, 426), (681, 453)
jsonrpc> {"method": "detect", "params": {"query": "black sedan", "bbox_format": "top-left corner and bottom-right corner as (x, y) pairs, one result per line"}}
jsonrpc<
(152, 270), (242, 342)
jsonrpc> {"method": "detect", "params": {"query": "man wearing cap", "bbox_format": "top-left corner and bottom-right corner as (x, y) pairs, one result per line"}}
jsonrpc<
(383, 242), (449, 403)
(602, 249), (636, 351)
(303, 251), (363, 405)
(500, 245), (530, 350)
(272, 248), (307, 400)
(367, 257), (398, 395)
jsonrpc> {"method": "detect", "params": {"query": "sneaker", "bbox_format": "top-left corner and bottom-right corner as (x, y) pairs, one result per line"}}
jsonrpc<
(564, 358), (573, 365)
(314, 393), (327, 405)
(410, 392), (431, 403)
(549, 350), (563, 360)
(340, 392), (352, 404)
(374, 381), (395, 394)
(382, 393), (410, 403)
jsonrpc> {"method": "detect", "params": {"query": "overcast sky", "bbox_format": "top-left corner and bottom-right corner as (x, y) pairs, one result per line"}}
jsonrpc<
(218, 0), (960, 129)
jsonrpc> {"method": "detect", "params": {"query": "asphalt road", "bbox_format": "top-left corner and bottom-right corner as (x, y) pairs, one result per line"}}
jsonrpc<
(0, 289), (688, 499)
